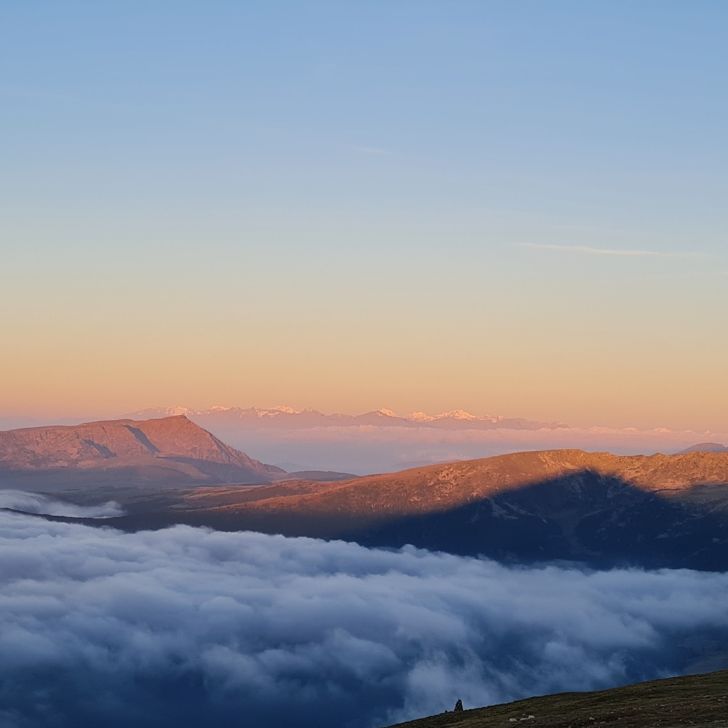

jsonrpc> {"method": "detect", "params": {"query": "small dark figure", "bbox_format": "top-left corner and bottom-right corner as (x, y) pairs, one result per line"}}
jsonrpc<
(454, 699), (464, 712)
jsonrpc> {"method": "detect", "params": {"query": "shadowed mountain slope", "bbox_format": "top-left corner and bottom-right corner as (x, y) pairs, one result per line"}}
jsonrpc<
(50, 448), (728, 570)
(0, 416), (284, 488)
(222, 448), (728, 514)
(385, 669), (728, 728)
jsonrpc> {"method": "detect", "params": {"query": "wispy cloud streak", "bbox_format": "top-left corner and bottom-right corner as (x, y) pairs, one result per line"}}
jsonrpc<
(519, 243), (693, 258)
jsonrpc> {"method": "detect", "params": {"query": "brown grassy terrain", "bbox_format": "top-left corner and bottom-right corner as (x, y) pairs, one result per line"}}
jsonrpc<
(386, 669), (728, 728)
(27, 447), (728, 570)
(178, 449), (728, 521)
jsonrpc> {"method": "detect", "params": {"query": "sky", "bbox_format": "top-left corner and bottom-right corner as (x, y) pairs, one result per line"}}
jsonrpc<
(2, 1), (727, 430)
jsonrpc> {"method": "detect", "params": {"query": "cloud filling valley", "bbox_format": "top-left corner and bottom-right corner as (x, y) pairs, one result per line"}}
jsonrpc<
(2, 506), (728, 728)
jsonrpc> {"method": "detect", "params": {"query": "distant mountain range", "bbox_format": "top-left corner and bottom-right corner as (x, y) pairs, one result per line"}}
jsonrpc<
(0, 415), (284, 490)
(120, 406), (728, 474)
(127, 406), (567, 431)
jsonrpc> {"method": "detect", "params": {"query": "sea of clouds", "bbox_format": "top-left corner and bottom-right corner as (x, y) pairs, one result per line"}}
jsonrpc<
(2, 504), (728, 728)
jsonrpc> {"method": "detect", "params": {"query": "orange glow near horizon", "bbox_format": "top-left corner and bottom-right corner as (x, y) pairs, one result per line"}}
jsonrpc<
(2, 0), (727, 433)
(3, 241), (727, 432)
(3, 277), (727, 433)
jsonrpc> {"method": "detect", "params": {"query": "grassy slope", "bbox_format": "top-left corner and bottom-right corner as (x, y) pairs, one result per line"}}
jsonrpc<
(386, 670), (728, 728)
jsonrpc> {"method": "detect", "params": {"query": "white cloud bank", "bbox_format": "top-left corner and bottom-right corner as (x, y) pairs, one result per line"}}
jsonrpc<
(0, 490), (123, 518)
(519, 243), (693, 258)
(1, 507), (728, 727)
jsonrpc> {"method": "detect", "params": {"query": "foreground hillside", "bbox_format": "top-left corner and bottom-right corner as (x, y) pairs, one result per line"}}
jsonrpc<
(0, 416), (284, 488)
(386, 669), (728, 728)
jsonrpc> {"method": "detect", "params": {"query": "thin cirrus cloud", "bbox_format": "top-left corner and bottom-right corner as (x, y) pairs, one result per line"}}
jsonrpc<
(2, 505), (728, 728)
(519, 243), (694, 258)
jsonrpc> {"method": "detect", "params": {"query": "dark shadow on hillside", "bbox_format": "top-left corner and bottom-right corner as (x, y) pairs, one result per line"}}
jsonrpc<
(20, 469), (728, 571)
(349, 470), (728, 571)
(81, 439), (115, 458)
(124, 426), (160, 454)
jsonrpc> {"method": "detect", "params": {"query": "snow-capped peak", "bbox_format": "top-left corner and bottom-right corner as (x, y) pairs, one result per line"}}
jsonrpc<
(251, 405), (302, 417)
(408, 411), (436, 422)
(434, 409), (478, 421)
(166, 406), (192, 416)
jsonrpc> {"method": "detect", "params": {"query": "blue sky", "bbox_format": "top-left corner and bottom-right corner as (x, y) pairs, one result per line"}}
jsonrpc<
(2, 1), (727, 428)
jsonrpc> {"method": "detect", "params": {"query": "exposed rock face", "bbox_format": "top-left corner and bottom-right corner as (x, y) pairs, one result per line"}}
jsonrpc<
(0, 416), (284, 488)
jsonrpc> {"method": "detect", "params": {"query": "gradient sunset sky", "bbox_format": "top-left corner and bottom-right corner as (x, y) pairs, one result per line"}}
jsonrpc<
(2, 1), (727, 430)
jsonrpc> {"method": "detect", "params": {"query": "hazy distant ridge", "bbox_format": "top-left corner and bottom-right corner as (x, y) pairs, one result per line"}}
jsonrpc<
(127, 405), (567, 431)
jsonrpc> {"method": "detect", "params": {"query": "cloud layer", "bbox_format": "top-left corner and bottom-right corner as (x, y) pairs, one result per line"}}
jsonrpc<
(2, 507), (728, 728)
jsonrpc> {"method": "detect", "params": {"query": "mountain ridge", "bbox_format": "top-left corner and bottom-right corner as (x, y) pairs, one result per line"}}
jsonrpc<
(0, 415), (284, 488)
(193, 448), (728, 517)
